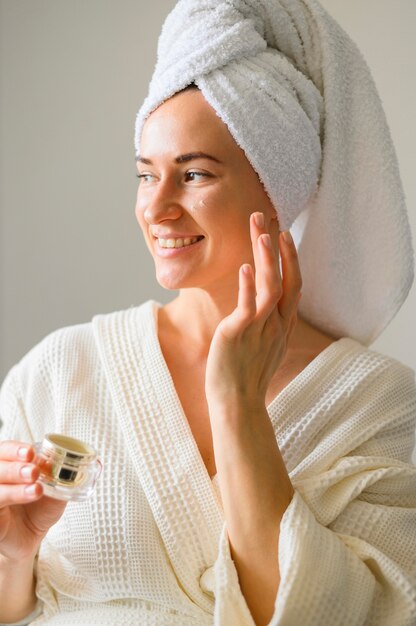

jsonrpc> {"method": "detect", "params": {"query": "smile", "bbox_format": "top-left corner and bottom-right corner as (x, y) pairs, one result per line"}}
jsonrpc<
(157, 236), (204, 249)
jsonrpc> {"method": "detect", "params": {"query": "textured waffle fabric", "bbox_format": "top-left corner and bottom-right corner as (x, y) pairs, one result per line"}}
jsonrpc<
(1, 300), (416, 625)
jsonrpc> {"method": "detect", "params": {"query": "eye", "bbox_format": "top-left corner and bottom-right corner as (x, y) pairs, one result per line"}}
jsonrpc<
(185, 171), (209, 182)
(136, 173), (154, 183)
(136, 171), (210, 184)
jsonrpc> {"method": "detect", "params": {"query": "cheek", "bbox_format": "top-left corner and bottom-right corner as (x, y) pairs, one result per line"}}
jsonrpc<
(188, 191), (218, 216)
(135, 200), (142, 220)
(192, 194), (252, 257)
(134, 199), (152, 248)
(191, 188), (250, 231)
(135, 191), (147, 226)
(187, 186), (239, 225)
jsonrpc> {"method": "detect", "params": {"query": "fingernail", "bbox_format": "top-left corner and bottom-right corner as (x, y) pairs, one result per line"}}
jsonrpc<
(261, 234), (272, 249)
(20, 465), (33, 479)
(282, 230), (293, 244)
(25, 484), (38, 497)
(254, 212), (264, 228)
(18, 446), (30, 459)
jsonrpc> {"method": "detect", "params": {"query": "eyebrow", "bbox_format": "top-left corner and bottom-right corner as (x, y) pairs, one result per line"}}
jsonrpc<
(135, 152), (223, 165)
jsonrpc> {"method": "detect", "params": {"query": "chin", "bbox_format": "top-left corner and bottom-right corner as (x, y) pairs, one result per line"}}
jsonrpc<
(155, 270), (196, 291)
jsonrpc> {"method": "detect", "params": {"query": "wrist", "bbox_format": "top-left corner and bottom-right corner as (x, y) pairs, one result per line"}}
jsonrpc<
(0, 552), (38, 624)
(207, 396), (267, 423)
(0, 549), (38, 569)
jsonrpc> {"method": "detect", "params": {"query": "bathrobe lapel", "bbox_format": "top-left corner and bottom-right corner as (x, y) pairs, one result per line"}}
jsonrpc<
(92, 300), (224, 612)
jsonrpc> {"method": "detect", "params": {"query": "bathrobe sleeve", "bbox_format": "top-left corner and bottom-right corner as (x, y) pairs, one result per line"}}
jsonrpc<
(210, 363), (416, 626)
(0, 365), (35, 443)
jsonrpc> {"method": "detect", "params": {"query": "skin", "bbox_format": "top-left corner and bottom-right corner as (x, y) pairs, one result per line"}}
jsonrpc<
(135, 88), (335, 625)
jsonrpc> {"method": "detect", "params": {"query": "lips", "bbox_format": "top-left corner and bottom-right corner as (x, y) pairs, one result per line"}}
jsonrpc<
(153, 234), (205, 256)
(157, 235), (204, 249)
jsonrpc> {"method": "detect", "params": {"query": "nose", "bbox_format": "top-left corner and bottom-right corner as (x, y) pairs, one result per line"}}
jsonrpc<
(138, 180), (183, 225)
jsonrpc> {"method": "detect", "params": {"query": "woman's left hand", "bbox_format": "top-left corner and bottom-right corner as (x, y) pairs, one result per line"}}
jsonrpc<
(205, 212), (299, 620)
(205, 211), (302, 413)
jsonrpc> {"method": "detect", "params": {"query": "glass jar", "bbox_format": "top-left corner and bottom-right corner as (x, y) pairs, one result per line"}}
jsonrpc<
(33, 433), (102, 501)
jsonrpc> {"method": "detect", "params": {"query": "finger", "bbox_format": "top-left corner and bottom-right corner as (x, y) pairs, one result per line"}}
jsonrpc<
(237, 264), (256, 323)
(0, 461), (40, 485)
(220, 264), (256, 337)
(249, 211), (279, 258)
(255, 232), (282, 319)
(249, 214), (281, 312)
(287, 307), (299, 338)
(249, 212), (281, 279)
(278, 231), (302, 320)
(0, 482), (43, 507)
(249, 212), (265, 292)
(0, 441), (35, 463)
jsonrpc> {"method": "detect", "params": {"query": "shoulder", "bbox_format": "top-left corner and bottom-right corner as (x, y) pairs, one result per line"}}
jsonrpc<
(1, 301), (154, 402)
(0, 319), (94, 439)
(335, 337), (415, 393)
(289, 316), (415, 403)
(278, 336), (416, 472)
(16, 320), (95, 378)
(0, 320), (96, 416)
(299, 312), (414, 389)
(309, 336), (416, 424)
(324, 338), (416, 462)
(0, 301), (156, 439)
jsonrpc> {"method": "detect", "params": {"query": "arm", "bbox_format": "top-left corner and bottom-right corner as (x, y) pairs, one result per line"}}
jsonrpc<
(205, 212), (300, 625)
(208, 358), (416, 626)
(0, 370), (66, 624)
(209, 402), (293, 626)
(0, 554), (38, 623)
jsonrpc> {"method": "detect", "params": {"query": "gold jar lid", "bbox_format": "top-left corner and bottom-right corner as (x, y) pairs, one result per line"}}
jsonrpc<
(42, 433), (97, 466)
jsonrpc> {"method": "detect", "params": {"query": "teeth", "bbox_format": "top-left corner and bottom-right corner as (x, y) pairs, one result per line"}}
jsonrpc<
(158, 236), (200, 249)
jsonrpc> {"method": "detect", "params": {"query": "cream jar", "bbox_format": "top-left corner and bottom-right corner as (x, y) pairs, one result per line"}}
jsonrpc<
(33, 434), (102, 501)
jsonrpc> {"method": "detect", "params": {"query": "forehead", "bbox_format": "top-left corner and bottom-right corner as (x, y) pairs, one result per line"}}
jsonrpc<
(140, 90), (239, 158)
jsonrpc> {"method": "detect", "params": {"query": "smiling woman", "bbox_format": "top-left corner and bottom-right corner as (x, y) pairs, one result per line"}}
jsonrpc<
(135, 86), (279, 294)
(1, 2), (416, 626)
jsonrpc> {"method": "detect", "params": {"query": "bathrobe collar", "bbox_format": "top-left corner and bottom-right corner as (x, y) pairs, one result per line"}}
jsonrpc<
(92, 299), (359, 611)
(92, 300), (223, 612)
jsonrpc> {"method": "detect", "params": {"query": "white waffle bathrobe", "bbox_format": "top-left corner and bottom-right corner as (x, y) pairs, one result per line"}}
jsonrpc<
(1, 300), (415, 625)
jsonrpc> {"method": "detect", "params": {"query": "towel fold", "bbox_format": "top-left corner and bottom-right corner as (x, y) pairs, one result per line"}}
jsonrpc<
(135, 0), (414, 345)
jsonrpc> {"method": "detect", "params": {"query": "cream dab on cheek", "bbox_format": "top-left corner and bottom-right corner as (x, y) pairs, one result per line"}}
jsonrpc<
(191, 198), (209, 211)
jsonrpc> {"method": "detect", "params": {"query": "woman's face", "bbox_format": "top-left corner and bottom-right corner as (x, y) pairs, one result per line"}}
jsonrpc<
(135, 88), (278, 292)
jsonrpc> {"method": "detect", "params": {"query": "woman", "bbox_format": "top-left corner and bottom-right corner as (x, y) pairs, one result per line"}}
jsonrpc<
(1, 1), (415, 625)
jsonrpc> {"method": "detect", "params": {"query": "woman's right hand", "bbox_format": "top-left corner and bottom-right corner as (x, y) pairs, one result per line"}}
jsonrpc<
(0, 440), (67, 562)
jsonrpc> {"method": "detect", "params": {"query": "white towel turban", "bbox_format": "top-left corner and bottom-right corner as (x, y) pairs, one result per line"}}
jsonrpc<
(134, 0), (414, 346)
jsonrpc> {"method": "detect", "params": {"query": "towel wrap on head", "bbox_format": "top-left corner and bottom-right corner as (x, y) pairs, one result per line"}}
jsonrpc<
(134, 0), (414, 346)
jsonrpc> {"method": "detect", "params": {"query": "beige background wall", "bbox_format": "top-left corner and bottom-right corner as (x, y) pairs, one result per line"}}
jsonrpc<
(1, 1), (415, 403)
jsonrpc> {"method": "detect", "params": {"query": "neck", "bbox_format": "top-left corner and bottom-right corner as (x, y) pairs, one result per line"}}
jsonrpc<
(158, 287), (238, 355)
(157, 287), (332, 360)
